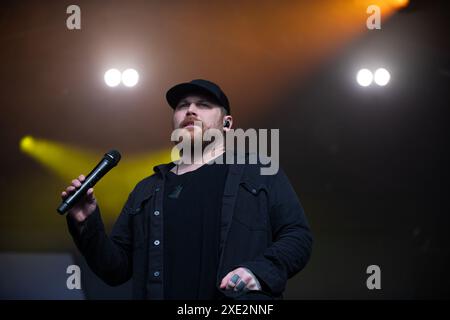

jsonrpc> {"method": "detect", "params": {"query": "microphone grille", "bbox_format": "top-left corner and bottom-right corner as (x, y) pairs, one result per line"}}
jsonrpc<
(105, 149), (121, 165)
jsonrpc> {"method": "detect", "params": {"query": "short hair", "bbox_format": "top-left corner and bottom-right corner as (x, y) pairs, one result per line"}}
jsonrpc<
(220, 106), (229, 116)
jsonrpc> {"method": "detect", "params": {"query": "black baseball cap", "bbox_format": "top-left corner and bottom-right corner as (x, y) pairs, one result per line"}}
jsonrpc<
(166, 79), (230, 114)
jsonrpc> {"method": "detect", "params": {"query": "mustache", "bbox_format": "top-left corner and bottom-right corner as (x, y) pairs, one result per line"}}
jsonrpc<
(179, 117), (202, 128)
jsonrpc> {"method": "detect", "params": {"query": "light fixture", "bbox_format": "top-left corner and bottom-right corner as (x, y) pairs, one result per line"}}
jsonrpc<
(121, 69), (139, 87)
(374, 68), (391, 86)
(356, 69), (373, 87)
(104, 69), (122, 87)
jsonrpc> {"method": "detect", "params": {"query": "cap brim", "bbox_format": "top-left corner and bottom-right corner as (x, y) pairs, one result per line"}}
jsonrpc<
(166, 83), (221, 109)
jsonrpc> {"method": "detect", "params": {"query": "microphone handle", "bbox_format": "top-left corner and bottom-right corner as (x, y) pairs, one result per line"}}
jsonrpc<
(57, 158), (111, 215)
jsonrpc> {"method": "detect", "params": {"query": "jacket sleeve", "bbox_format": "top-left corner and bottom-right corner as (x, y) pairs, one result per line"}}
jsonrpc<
(239, 168), (313, 296)
(66, 191), (135, 286)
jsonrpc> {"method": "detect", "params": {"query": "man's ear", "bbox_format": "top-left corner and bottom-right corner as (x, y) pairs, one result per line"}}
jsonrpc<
(223, 116), (233, 130)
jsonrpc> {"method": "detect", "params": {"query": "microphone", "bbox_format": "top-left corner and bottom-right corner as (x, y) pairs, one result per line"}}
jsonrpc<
(57, 150), (121, 215)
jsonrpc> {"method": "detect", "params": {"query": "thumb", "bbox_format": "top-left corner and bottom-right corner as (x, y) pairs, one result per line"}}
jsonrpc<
(86, 188), (96, 202)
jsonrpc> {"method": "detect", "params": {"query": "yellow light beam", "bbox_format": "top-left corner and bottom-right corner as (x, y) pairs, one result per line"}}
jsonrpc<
(20, 136), (173, 217)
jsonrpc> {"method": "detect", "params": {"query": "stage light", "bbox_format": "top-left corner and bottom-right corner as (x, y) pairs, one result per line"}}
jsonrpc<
(356, 69), (373, 87)
(374, 68), (391, 86)
(19, 136), (172, 219)
(392, 0), (409, 9)
(104, 69), (121, 87)
(20, 136), (34, 152)
(121, 69), (139, 87)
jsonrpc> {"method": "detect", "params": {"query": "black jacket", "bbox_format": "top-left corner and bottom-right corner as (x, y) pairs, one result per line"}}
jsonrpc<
(67, 159), (313, 300)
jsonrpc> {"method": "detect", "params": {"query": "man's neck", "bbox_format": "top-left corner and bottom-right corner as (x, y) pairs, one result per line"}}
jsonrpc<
(173, 143), (225, 175)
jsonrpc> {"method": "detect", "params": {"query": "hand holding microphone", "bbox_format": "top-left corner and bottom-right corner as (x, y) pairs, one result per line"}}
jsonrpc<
(57, 150), (121, 222)
(61, 174), (97, 223)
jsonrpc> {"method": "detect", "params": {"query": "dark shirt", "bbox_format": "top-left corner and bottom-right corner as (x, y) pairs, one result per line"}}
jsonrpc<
(163, 162), (228, 299)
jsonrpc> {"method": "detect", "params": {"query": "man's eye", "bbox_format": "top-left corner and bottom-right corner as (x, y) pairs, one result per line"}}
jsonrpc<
(177, 103), (187, 108)
(199, 103), (209, 107)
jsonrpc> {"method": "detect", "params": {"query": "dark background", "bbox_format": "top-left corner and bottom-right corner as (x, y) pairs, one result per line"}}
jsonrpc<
(0, 0), (449, 299)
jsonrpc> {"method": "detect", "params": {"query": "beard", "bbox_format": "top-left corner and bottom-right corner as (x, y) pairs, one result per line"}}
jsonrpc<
(174, 122), (224, 162)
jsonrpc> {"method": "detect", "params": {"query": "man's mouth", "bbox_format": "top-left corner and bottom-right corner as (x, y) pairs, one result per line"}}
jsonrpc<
(181, 120), (201, 128)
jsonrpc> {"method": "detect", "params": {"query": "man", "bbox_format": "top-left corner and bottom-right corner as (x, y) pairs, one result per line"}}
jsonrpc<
(63, 79), (312, 300)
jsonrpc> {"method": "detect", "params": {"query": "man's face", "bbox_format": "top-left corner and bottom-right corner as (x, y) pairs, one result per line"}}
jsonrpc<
(172, 94), (225, 144)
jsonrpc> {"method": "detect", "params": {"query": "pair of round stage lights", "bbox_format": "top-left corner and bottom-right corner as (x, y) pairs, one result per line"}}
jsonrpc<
(356, 68), (391, 87)
(104, 68), (139, 87)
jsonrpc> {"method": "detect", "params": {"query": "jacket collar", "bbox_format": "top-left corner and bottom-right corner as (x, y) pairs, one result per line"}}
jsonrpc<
(152, 149), (252, 174)
(152, 161), (176, 177)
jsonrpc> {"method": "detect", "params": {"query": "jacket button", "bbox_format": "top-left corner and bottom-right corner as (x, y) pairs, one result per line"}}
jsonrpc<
(252, 188), (257, 194)
(155, 188), (160, 192)
(154, 240), (160, 246)
(153, 271), (160, 277)
(135, 207), (141, 212)
(154, 210), (160, 216)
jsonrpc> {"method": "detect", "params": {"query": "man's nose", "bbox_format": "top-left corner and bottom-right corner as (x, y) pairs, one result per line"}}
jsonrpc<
(186, 103), (198, 116)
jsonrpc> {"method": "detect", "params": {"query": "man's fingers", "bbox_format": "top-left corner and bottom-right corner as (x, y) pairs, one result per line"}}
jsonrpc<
(71, 179), (81, 188)
(226, 274), (241, 290)
(220, 272), (233, 288)
(221, 268), (259, 292)
(220, 271), (233, 288)
(232, 273), (253, 291)
(222, 270), (244, 290)
(241, 274), (253, 285)
(234, 279), (247, 291)
(86, 188), (96, 202)
(63, 176), (85, 198)
(247, 282), (259, 290)
(61, 187), (95, 204)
